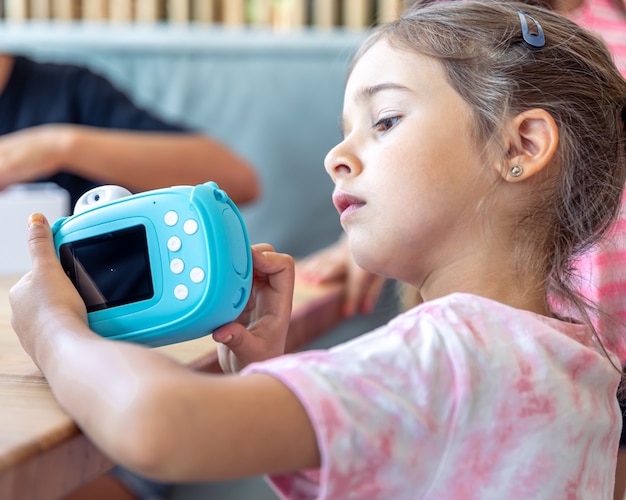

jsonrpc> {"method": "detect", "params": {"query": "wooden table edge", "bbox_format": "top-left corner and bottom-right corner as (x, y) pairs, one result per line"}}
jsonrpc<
(0, 278), (346, 498)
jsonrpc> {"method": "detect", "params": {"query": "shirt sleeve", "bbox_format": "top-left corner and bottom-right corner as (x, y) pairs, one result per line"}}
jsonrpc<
(71, 66), (188, 132)
(243, 312), (459, 499)
(241, 295), (621, 500)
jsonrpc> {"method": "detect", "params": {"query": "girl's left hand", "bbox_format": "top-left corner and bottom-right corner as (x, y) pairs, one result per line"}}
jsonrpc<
(214, 244), (294, 374)
(10, 213), (89, 364)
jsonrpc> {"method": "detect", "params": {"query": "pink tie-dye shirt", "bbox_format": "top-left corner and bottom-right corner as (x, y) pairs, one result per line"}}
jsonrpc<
(569, 0), (626, 77)
(244, 293), (621, 499)
(567, 0), (626, 365)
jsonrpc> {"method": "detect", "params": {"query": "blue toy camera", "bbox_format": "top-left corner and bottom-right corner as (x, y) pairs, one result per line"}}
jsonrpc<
(51, 181), (252, 347)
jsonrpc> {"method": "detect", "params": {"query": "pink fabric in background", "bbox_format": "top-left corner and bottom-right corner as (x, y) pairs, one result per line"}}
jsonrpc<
(569, 0), (626, 76)
(567, 0), (626, 363)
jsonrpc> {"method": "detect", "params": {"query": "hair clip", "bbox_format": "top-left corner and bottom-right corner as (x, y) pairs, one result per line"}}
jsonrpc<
(517, 10), (545, 48)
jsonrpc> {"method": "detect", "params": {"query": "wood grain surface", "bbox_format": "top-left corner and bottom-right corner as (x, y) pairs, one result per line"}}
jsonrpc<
(0, 275), (344, 499)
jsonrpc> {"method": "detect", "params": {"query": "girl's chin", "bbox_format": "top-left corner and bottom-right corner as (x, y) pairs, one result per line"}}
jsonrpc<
(348, 245), (378, 275)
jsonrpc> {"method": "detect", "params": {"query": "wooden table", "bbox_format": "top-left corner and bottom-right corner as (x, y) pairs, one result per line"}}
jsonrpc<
(0, 275), (344, 500)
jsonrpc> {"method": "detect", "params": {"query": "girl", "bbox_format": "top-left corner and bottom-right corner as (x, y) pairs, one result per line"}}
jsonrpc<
(299, 0), (626, 497)
(297, 0), (626, 320)
(10, 2), (626, 498)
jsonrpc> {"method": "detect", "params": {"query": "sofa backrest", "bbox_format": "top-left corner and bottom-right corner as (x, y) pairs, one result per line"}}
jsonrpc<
(0, 24), (399, 341)
(0, 23), (366, 258)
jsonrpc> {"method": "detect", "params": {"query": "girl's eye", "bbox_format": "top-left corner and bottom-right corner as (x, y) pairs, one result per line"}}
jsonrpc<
(373, 116), (400, 132)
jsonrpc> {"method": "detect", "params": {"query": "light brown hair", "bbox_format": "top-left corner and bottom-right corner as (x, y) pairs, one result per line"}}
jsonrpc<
(355, 1), (626, 365)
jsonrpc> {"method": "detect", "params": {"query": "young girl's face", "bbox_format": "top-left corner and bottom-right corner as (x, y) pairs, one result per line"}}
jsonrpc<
(325, 40), (500, 288)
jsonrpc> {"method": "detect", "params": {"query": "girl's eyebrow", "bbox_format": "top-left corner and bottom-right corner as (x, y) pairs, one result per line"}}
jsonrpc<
(353, 82), (412, 104)
(339, 82), (412, 136)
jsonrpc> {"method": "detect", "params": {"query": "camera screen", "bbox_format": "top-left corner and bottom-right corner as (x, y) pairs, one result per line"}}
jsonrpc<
(59, 225), (154, 312)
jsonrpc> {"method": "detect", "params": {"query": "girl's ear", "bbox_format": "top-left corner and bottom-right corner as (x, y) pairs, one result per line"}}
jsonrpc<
(500, 108), (559, 182)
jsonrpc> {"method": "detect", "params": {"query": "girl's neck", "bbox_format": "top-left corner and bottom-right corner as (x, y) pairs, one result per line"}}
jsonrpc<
(416, 243), (551, 317)
(421, 279), (551, 317)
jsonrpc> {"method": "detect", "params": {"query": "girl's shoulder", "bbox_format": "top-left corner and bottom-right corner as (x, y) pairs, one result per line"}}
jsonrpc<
(388, 293), (593, 356)
(394, 292), (575, 332)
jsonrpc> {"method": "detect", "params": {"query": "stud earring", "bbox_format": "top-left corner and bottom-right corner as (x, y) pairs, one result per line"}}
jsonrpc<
(509, 165), (523, 178)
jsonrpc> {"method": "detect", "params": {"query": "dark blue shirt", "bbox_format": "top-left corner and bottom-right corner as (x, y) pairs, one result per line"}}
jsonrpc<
(0, 55), (186, 206)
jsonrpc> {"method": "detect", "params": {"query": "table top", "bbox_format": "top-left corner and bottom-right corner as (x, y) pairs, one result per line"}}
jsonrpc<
(0, 274), (343, 499)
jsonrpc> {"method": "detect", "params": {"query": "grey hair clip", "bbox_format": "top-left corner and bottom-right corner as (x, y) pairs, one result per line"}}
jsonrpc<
(518, 10), (545, 48)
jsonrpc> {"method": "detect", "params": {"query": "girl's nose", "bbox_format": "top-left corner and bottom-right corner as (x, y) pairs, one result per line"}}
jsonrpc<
(324, 141), (360, 181)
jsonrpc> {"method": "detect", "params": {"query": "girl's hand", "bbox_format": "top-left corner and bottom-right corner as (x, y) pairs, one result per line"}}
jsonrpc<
(296, 233), (386, 317)
(9, 213), (88, 364)
(214, 244), (295, 374)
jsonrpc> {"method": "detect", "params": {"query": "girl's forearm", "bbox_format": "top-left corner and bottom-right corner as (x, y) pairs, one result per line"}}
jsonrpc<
(35, 320), (195, 470)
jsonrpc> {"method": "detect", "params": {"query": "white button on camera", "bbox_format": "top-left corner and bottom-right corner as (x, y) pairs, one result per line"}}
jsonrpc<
(167, 236), (182, 252)
(184, 219), (198, 235)
(164, 211), (179, 226)
(190, 267), (205, 283)
(170, 258), (184, 274)
(174, 284), (188, 300)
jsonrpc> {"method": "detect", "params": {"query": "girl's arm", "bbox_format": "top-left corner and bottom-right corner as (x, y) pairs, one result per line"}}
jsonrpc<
(10, 214), (317, 482)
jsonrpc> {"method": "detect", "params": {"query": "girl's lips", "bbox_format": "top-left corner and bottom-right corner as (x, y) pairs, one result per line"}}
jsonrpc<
(332, 191), (365, 217)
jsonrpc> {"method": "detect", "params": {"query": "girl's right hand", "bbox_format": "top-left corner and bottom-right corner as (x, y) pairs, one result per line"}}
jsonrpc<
(213, 244), (295, 374)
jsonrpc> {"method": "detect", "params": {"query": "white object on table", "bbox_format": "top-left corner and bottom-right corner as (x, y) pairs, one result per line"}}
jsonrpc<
(0, 183), (69, 275)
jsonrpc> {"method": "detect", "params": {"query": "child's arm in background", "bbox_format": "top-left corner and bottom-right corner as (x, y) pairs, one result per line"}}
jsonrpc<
(9, 214), (317, 482)
(0, 125), (259, 205)
(297, 232), (386, 316)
